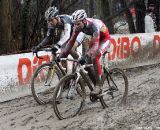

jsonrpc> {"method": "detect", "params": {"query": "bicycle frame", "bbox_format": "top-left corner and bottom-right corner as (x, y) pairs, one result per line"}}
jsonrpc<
(66, 53), (120, 98)
(35, 48), (67, 76)
(59, 54), (119, 98)
(67, 60), (94, 92)
(52, 55), (128, 119)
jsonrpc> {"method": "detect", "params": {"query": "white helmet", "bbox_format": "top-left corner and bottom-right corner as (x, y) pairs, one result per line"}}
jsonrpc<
(72, 9), (87, 22)
(45, 6), (58, 20)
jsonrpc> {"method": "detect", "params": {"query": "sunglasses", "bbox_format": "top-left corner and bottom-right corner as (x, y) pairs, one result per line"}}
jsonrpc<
(47, 19), (53, 22)
(74, 22), (82, 26)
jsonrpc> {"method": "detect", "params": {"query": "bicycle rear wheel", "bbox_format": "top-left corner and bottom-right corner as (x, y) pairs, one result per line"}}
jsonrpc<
(100, 68), (128, 108)
(31, 63), (62, 105)
(53, 74), (85, 120)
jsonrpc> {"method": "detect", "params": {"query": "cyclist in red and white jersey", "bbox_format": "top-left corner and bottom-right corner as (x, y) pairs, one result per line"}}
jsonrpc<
(60, 9), (111, 95)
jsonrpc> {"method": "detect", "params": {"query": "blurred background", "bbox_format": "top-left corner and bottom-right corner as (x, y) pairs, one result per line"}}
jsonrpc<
(0, 0), (159, 54)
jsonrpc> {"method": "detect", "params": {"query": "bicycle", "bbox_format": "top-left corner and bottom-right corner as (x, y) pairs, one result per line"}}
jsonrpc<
(52, 52), (128, 120)
(31, 47), (67, 105)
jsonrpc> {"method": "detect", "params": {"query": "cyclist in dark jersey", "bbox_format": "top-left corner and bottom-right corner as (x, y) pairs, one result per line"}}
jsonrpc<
(60, 9), (111, 95)
(33, 6), (79, 59)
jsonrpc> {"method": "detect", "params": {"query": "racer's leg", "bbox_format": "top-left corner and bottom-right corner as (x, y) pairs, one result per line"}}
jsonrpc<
(90, 40), (111, 95)
(85, 57), (97, 86)
(76, 32), (97, 86)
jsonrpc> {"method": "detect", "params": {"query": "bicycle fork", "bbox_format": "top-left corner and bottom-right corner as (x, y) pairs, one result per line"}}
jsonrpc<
(67, 73), (80, 99)
(44, 65), (56, 86)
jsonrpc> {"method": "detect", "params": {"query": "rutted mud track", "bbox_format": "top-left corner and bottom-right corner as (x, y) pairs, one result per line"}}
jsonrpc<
(1, 64), (160, 130)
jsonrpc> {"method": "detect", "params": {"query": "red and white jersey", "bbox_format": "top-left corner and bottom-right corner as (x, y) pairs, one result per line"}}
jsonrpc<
(75, 18), (110, 42)
(62, 18), (111, 57)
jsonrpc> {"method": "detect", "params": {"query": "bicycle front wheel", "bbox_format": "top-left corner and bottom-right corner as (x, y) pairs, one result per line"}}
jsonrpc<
(53, 74), (85, 120)
(31, 63), (62, 105)
(100, 68), (128, 108)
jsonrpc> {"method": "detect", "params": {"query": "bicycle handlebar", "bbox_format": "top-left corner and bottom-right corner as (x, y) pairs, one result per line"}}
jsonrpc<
(60, 58), (78, 62)
(60, 58), (93, 67)
(60, 58), (93, 73)
(33, 48), (93, 71)
(35, 52), (43, 59)
(38, 48), (53, 52)
(33, 47), (57, 59)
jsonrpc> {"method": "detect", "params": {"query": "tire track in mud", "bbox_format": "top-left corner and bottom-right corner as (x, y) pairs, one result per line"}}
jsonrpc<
(0, 96), (56, 130)
(1, 64), (160, 130)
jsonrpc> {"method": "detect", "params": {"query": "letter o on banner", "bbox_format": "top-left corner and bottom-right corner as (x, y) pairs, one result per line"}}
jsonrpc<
(131, 36), (141, 58)
(153, 35), (160, 56)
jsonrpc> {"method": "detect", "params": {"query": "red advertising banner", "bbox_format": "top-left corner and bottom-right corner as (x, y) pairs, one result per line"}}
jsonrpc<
(0, 32), (159, 102)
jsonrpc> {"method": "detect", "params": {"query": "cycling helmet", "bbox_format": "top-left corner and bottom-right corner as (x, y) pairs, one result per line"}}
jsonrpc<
(45, 6), (59, 20)
(72, 9), (87, 22)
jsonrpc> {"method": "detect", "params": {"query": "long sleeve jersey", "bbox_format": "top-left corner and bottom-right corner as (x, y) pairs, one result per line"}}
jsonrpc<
(62, 18), (111, 57)
(39, 15), (73, 48)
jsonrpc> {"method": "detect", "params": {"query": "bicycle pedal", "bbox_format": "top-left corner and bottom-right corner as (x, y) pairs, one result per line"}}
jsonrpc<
(107, 91), (114, 99)
(56, 100), (61, 104)
(90, 94), (98, 102)
(45, 84), (51, 86)
(109, 86), (117, 91)
(66, 96), (75, 100)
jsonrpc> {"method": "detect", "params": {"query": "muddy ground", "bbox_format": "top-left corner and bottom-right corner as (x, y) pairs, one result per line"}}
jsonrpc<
(1, 64), (160, 130)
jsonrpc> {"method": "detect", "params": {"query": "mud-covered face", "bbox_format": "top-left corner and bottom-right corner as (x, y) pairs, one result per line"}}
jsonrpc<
(48, 17), (58, 26)
(74, 20), (85, 30)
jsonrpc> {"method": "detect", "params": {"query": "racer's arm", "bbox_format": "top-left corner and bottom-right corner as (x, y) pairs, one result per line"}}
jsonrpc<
(39, 28), (54, 47)
(60, 31), (79, 57)
(56, 23), (71, 47)
(88, 23), (100, 57)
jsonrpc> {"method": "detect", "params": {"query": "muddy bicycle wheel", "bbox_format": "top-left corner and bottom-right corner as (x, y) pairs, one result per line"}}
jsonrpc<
(100, 68), (128, 108)
(31, 63), (62, 105)
(53, 74), (86, 120)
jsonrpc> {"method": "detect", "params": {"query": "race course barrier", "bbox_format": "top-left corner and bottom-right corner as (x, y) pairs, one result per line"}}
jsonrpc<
(0, 52), (51, 102)
(108, 32), (160, 68)
(0, 32), (159, 102)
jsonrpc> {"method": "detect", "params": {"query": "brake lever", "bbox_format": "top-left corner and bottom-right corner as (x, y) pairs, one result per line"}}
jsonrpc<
(81, 65), (88, 74)
(33, 51), (43, 59)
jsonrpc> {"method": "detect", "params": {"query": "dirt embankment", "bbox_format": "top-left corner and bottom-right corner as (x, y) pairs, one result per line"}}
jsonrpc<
(1, 64), (160, 130)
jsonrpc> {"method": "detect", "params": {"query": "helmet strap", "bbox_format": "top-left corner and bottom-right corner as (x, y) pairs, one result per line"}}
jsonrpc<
(55, 17), (60, 25)
(82, 19), (87, 28)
